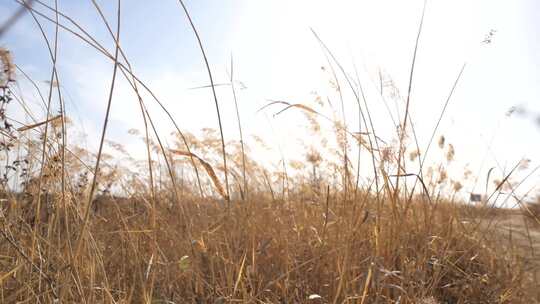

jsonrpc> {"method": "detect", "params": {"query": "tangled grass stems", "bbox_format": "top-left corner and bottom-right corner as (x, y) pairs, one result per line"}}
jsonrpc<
(0, 1), (538, 303)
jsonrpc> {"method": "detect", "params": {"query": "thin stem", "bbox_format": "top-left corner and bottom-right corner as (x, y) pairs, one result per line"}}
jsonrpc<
(74, 0), (121, 260)
(229, 56), (247, 200)
(177, 0), (230, 204)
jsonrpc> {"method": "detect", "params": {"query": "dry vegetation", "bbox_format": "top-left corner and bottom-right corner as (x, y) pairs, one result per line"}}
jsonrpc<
(1, 1), (539, 303)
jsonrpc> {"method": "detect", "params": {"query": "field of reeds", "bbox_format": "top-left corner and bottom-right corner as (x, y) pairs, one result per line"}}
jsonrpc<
(1, 1), (539, 303)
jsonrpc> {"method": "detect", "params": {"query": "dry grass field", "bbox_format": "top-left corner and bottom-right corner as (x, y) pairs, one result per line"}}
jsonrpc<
(1, 1), (540, 303)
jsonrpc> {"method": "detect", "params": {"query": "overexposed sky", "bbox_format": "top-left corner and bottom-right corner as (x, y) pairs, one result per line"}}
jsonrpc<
(2, 0), (539, 201)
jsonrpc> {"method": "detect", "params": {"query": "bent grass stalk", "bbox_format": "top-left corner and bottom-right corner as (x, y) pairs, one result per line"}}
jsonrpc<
(0, 1), (538, 303)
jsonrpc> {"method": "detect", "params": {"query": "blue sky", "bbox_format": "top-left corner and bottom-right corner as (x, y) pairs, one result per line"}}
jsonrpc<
(2, 0), (539, 201)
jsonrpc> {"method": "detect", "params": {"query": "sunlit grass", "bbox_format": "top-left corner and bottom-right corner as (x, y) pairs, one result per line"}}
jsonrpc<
(0, 1), (539, 303)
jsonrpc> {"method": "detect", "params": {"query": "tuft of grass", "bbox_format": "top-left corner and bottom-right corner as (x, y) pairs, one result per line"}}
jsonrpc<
(0, 2), (538, 303)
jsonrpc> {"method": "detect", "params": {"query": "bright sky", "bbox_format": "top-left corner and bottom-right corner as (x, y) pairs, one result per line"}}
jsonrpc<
(1, 0), (539, 203)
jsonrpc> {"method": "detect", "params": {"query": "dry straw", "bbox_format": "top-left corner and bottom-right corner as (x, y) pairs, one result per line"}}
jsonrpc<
(0, 1), (537, 303)
(170, 149), (229, 201)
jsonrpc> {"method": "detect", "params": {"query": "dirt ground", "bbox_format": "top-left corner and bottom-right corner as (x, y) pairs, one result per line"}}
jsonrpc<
(479, 210), (540, 299)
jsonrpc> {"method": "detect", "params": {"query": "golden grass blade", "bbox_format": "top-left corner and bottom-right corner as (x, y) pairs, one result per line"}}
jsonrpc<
(256, 100), (291, 113)
(233, 251), (247, 296)
(360, 263), (373, 304)
(170, 149), (229, 201)
(274, 103), (319, 117)
(17, 115), (63, 132)
(0, 264), (23, 284)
